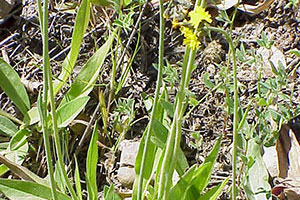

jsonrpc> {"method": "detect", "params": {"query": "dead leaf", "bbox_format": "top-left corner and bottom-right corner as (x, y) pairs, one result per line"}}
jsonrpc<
(210, 0), (275, 16)
(276, 125), (300, 180)
(272, 124), (300, 199)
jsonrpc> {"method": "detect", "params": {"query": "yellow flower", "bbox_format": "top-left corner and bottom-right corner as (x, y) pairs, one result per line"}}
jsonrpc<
(180, 26), (200, 49)
(172, 18), (180, 29)
(180, 26), (193, 36)
(188, 6), (212, 29)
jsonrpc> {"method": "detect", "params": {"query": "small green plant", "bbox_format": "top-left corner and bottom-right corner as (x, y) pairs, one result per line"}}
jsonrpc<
(133, 1), (228, 200)
(0, 0), (115, 199)
(0, 0), (298, 199)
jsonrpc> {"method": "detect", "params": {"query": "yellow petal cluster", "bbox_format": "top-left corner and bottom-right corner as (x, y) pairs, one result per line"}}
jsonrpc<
(180, 26), (200, 50)
(188, 6), (212, 29)
(173, 6), (211, 49)
(172, 18), (180, 29)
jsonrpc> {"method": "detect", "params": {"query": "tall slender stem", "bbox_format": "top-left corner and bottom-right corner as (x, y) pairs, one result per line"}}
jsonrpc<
(205, 26), (238, 200)
(37, 0), (57, 199)
(38, 0), (78, 198)
(136, 0), (165, 199)
(48, 59), (78, 200)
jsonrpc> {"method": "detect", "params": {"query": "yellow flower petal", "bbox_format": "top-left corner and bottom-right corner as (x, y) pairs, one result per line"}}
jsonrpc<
(188, 6), (212, 29)
(183, 31), (200, 50)
(172, 18), (180, 29)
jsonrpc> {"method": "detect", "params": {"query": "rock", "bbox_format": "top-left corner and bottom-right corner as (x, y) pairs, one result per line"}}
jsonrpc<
(119, 140), (140, 167)
(117, 166), (136, 188)
(117, 140), (140, 188)
(256, 45), (286, 78)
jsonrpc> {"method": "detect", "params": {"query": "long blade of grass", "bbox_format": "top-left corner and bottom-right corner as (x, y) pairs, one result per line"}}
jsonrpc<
(135, 0), (165, 198)
(0, 58), (30, 117)
(151, 119), (188, 175)
(74, 157), (83, 200)
(58, 30), (115, 107)
(0, 178), (71, 200)
(53, 0), (91, 95)
(36, 0), (57, 195)
(0, 154), (48, 186)
(133, 126), (157, 199)
(86, 122), (99, 200)
(57, 96), (90, 128)
(198, 177), (229, 200)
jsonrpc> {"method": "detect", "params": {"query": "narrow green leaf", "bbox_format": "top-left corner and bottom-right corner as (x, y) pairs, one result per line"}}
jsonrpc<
(169, 137), (221, 200)
(169, 165), (197, 200)
(0, 179), (71, 200)
(133, 127), (157, 199)
(198, 177), (229, 200)
(0, 116), (18, 136)
(288, 49), (300, 57)
(190, 137), (221, 193)
(152, 119), (188, 175)
(0, 58), (30, 116)
(0, 154), (48, 186)
(57, 96), (90, 128)
(53, 0), (91, 95)
(134, 127), (156, 180)
(183, 164), (210, 200)
(74, 157), (83, 200)
(0, 165), (9, 176)
(59, 30), (115, 107)
(86, 122), (99, 200)
(6, 129), (29, 166)
(104, 184), (122, 200)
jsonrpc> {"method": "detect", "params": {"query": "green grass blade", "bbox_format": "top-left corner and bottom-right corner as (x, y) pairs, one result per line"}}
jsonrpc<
(0, 58), (30, 116)
(57, 96), (90, 128)
(86, 122), (99, 200)
(5, 129), (29, 167)
(169, 165), (197, 200)
(74, 157), (83, 200)
(190, 137), (221, 193)
(169, 137), (222, 200)
(104, 185), (122, 200)
(151, 119), (188, 175)
(198, 177), (229, 200)
(0, 116), (18, 136)
(59, 30), (115, 107)
(0, 154), (48, 186)
(53, 0), (91, 95)
(0, 178), (71, 200)
(133, 126), (157, 200)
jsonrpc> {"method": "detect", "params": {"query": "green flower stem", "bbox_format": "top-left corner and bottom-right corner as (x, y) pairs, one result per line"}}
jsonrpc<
(157, 47), (195, 199)
(205, 26), (238, 200)
(157, 1), (204, 199)
(136, 0), (165, 199)
(37, 0), (57, 199)
(38, 0), (78, 199)
(48, 54), (78, 200)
